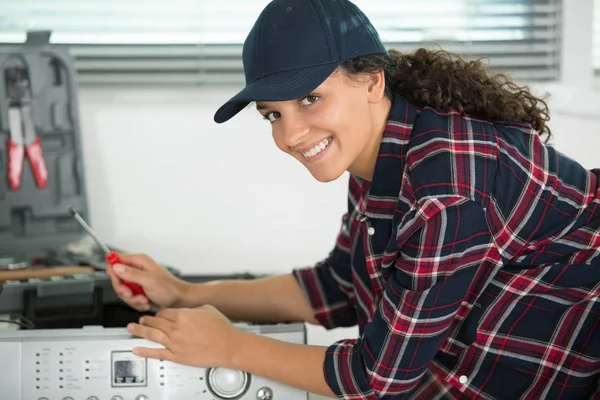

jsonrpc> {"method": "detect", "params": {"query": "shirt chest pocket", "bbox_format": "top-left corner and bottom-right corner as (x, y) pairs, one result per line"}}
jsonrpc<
(380, 205), (486, 356)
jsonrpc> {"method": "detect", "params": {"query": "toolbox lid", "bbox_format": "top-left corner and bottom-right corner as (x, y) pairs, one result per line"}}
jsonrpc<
(0, 31), (91, 262)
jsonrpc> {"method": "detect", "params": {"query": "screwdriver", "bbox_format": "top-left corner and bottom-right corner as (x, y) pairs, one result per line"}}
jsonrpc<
(68, 206), (146, 296)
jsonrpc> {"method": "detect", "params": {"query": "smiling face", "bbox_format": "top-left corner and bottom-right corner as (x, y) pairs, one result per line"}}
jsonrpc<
(256, 69), (391, 182)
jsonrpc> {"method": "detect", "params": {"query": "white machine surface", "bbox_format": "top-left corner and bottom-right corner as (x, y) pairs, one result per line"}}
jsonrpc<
(0, 323), (308, 400)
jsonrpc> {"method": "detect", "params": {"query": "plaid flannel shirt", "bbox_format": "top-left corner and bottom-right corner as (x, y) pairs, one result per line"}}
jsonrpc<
(294, 95), (600, 399)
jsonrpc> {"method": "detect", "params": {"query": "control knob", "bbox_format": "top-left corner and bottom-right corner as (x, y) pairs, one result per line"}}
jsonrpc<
(257, 387), (274, 400)
(207, 367), (250, 399)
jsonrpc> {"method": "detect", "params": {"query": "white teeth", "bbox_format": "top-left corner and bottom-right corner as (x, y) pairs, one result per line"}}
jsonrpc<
(302, 137), (332, 158)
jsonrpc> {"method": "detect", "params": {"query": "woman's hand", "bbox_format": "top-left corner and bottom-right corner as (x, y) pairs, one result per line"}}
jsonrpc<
(128, 305), (337, 398)
(126, 305), (240, 368)
(107, 253), (190, 311)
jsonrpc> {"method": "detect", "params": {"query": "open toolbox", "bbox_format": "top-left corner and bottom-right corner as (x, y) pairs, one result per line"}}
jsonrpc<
(0, 32), (257, 330)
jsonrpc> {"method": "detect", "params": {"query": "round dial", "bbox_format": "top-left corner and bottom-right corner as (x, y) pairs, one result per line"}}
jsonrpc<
(207, 368), (250, 399)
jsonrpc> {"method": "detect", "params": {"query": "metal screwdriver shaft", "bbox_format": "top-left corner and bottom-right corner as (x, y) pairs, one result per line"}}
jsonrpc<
(68, 206), (111, 255)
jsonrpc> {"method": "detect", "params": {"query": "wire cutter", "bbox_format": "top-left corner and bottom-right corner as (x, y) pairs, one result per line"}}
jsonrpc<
(6, 68), (48, 191)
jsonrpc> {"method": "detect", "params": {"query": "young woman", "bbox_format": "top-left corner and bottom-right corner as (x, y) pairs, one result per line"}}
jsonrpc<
(108, 0), (600, 398)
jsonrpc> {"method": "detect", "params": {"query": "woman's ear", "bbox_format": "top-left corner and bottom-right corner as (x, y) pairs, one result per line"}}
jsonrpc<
(366, 69), (386, 103)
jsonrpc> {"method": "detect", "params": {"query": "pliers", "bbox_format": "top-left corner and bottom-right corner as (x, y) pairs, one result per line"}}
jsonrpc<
(6, 68), (48, 191)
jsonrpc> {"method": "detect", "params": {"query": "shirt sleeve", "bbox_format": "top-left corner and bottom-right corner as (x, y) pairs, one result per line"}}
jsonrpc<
(323, 196), (497, 399)
(293, 211), (358, 329)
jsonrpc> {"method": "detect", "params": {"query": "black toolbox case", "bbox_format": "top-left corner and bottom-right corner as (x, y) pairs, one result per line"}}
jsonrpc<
(0, 32), (256, 330)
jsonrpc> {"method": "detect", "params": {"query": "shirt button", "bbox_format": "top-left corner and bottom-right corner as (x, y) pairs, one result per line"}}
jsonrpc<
(367, 227), (375, 236)
(459, 375), (468, 384)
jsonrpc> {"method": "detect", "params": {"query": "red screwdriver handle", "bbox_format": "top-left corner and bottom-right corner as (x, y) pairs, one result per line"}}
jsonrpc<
(106, 251), (146, 296)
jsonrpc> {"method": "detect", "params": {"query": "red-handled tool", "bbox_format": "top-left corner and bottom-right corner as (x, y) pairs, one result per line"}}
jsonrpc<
(6, 68), (48, 191)
(22, 104), (48, 188)
(6, 117), (25, 190)
(68, 207), (146, 296)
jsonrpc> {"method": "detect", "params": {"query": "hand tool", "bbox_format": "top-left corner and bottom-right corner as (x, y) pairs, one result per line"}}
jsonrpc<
(68, 207), (145, 296)
(6, 67), (48, 191)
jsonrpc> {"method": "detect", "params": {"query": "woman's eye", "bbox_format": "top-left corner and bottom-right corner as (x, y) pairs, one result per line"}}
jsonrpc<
(265, 111), (281, 122)
(300, 95), (319, 106)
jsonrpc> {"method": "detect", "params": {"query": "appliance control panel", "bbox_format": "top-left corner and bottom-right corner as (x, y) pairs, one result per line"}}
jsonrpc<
(0, 323), (308, 400)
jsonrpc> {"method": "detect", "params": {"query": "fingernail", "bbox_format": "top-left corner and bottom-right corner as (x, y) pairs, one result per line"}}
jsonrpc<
(127, 323), (134, 332)
(114, 264), (125, 273)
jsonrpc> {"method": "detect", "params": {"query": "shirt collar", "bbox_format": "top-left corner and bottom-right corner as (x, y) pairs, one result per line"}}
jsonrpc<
(353, 95), (420, 218)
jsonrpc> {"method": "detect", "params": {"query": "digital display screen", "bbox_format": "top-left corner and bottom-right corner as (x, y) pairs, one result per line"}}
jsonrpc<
(114, 360), (145, 384)
(111, 352), (147, 387)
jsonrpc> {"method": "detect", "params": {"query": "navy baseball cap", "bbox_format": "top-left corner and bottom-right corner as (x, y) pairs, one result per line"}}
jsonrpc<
(213, 0), (387, 124)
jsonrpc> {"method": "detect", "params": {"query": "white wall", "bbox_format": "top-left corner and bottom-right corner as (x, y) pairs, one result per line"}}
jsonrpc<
(78, 86), (349, 275)
(534, 83), (600, 170)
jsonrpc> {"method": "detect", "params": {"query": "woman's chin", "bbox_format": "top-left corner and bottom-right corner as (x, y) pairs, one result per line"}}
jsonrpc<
(307, 164), (347, 183)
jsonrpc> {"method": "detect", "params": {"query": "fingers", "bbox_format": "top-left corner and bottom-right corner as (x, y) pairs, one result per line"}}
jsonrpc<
(107, 264), (131, 297)
(128, 315), (176, 360)
(112, 263), (147, 287)
(156, 308), (180, 322)
(107, 265), (151, 310)
(132, 346), (173, 361)
(129, 295), (152, 311)
(115, 253), (156, 271)
(106, 253), (166, 312)
(139, 315), (173, 333)
(128, 322), (171, 347)
(197, 304), (217, 312)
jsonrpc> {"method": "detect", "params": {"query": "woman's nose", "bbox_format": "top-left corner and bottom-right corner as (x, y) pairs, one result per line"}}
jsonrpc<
(281, 114), (310, 148)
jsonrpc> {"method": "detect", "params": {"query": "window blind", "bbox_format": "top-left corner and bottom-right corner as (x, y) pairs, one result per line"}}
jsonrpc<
(0, 0), (562, 86)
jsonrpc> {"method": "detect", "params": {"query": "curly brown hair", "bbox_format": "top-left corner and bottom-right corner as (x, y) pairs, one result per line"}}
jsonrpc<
(341, 48), (552, 141)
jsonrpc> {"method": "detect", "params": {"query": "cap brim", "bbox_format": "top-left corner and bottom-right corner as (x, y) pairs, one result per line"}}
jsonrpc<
(213, 62), (339, 124)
